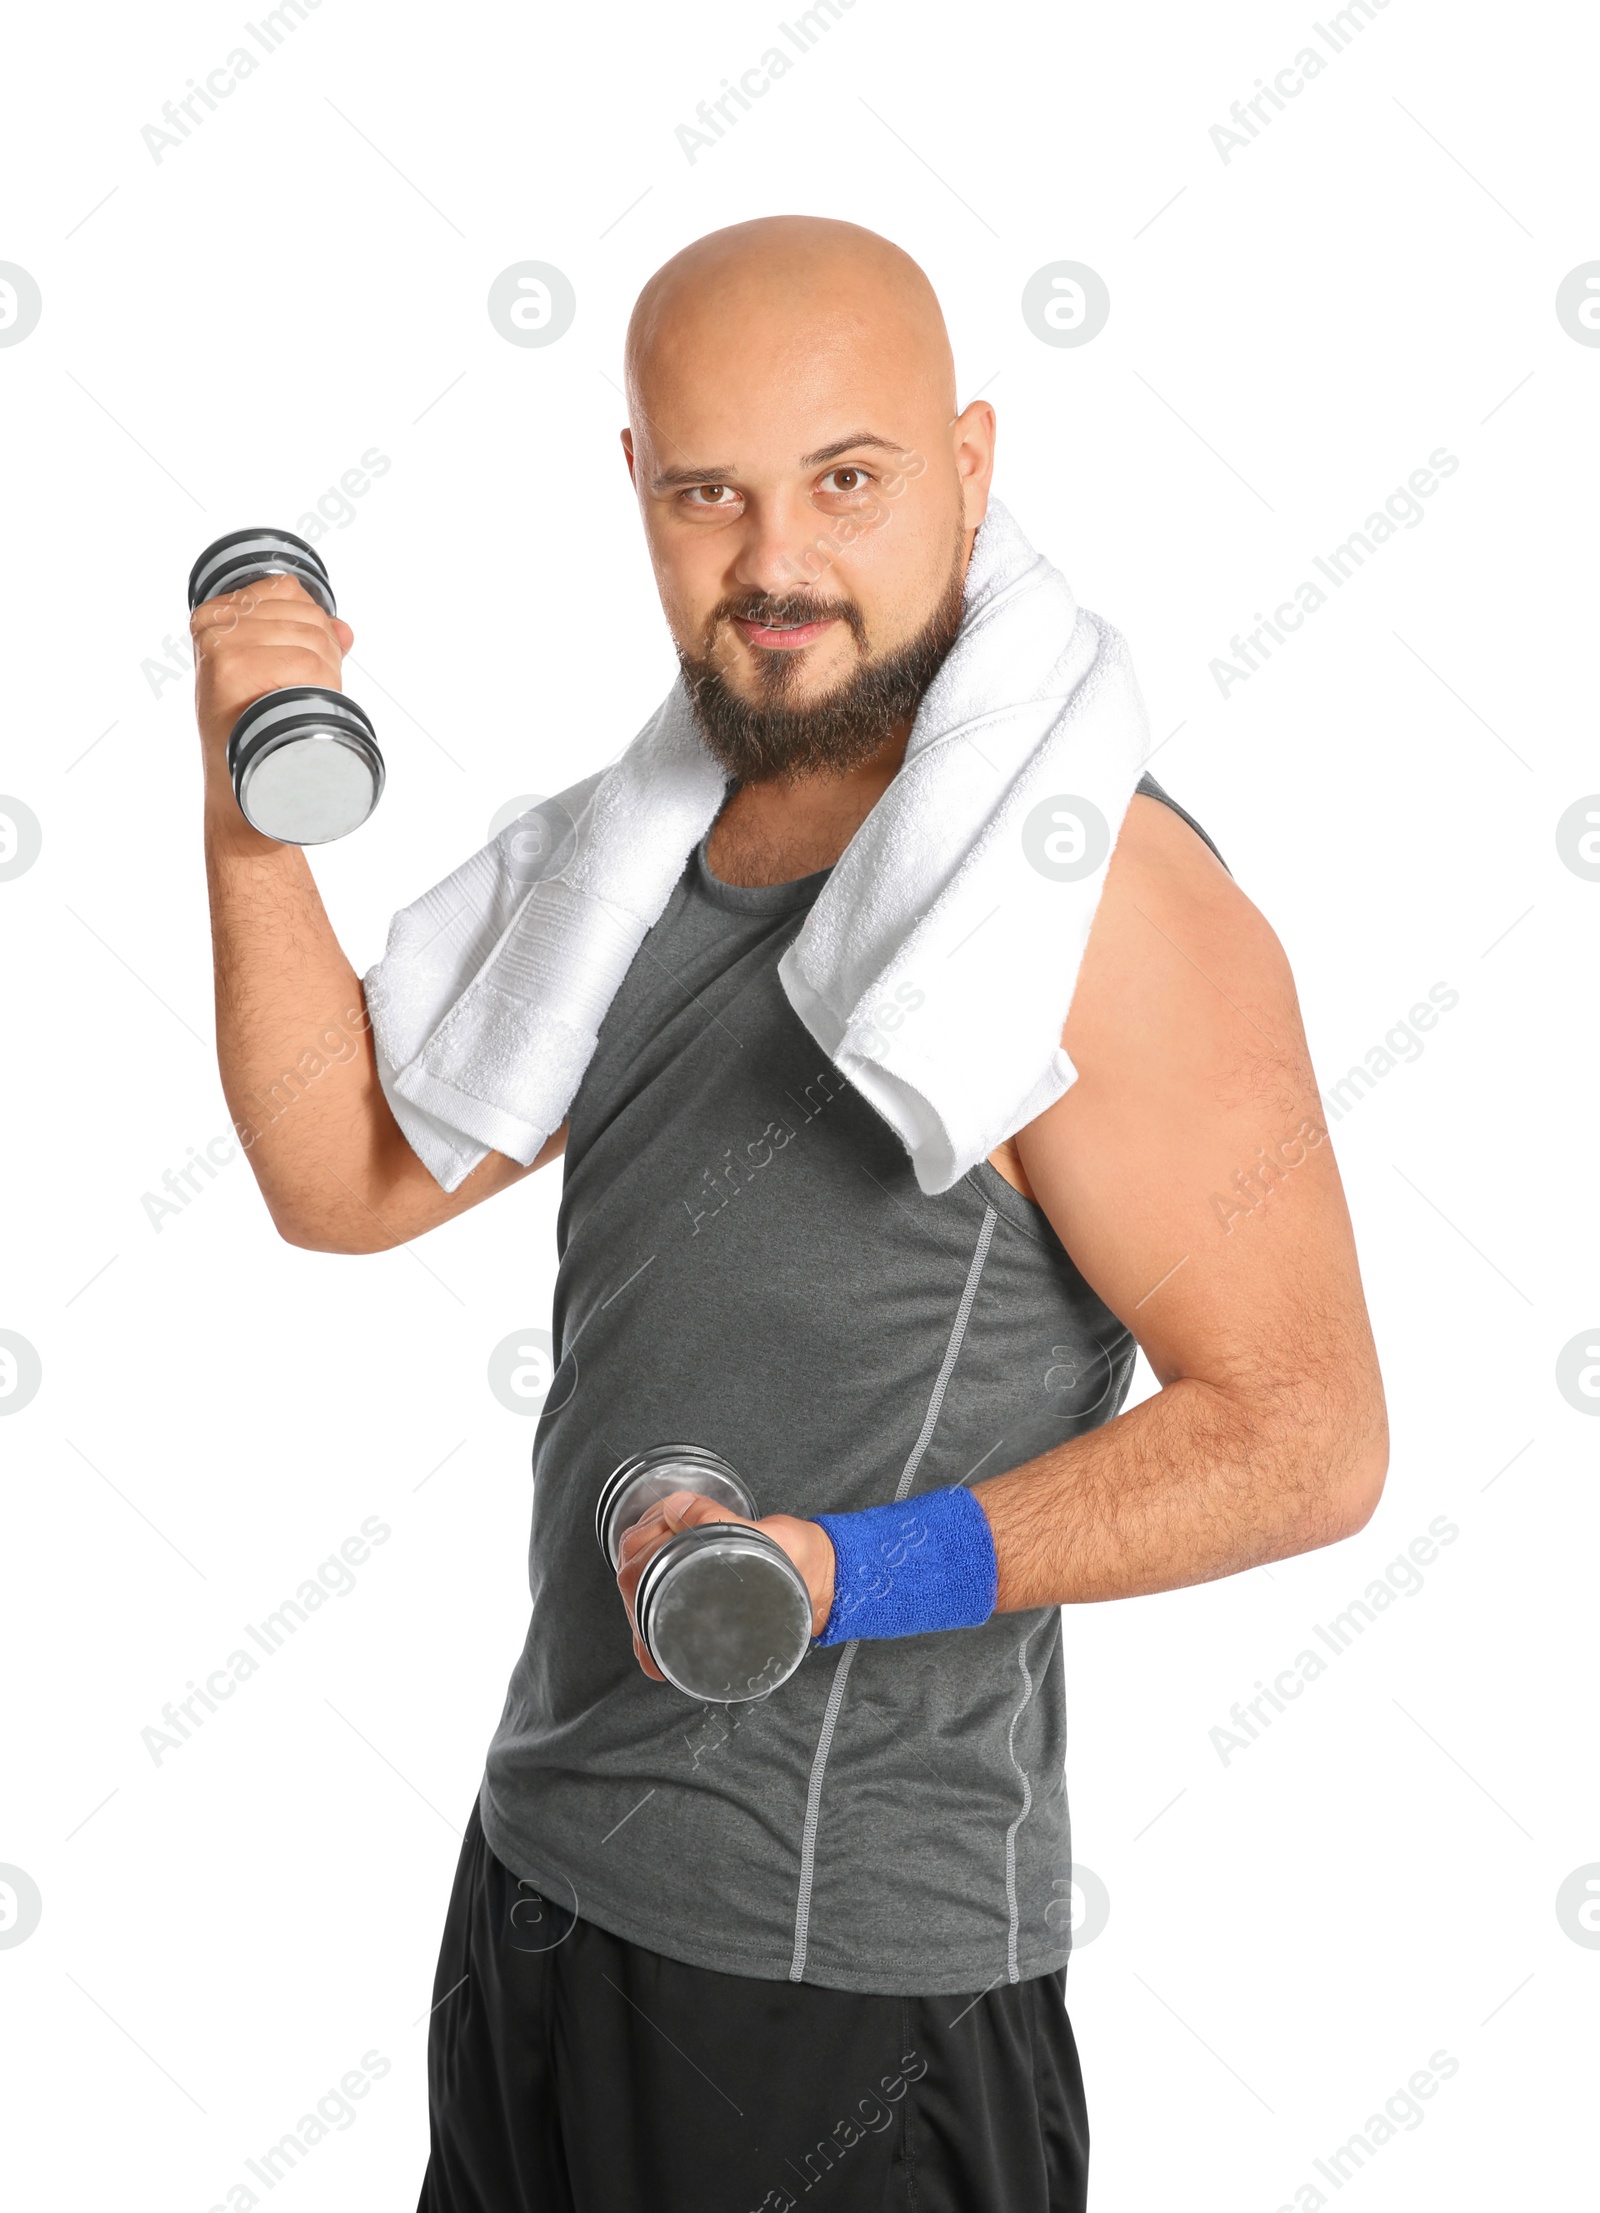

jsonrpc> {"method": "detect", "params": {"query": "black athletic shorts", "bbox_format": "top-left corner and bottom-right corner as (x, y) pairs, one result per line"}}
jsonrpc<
(417, 1799), (1089, 2211)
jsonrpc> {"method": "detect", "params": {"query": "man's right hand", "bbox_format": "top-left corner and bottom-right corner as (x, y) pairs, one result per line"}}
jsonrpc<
(190, 571), (355, 784)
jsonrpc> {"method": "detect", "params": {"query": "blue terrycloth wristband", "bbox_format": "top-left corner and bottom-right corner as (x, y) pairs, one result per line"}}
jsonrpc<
(812, 1486), (998, 1646)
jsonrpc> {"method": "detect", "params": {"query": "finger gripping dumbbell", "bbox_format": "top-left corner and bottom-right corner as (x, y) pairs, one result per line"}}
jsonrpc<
(188, 527), (384, 845)
(596, 1445), (815, 1703)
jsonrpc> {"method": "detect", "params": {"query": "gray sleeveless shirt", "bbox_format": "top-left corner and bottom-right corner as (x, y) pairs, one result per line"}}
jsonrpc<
(479, 774), (1222, 1995)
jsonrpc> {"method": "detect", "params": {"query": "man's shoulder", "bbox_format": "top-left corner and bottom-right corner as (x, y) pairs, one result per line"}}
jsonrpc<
(1122, 782), (1233, 896)
(1114, 786), (1282, 966)
(1066, 787), (1302, 1084)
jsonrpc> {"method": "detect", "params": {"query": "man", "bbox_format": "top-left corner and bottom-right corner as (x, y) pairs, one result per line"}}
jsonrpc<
(192, 216), (1387, 2210)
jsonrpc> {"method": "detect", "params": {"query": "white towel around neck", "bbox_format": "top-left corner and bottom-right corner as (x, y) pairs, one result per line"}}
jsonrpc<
(362, 499), (1152, 1196)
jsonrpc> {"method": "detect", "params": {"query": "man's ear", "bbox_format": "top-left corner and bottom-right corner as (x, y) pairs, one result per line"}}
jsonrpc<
(952, 400), (995, 534)
(621, 427), (637, 485)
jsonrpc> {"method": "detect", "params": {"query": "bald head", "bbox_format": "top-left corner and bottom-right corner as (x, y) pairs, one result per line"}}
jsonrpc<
(618, 216), (994, 784)
(625, 215), (956, 423)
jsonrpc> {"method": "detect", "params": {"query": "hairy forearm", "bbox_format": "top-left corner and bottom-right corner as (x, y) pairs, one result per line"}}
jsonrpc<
(203, 783), (402, 1244)
(973, 1371), (1388, 1611)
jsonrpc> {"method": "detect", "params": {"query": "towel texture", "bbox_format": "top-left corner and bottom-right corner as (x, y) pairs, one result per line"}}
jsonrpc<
(363, 499), (1152, 1195)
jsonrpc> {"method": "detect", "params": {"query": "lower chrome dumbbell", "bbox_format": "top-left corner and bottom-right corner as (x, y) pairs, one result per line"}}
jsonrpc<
(596, 1445), (815, 1703)
(188, 527), (384, 845)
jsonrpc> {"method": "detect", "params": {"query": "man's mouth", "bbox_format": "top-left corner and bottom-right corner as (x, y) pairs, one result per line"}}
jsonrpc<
(732, 613), (837, 651)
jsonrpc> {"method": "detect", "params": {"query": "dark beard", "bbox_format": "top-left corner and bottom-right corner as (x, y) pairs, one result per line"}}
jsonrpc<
(676, 546), (967, 784)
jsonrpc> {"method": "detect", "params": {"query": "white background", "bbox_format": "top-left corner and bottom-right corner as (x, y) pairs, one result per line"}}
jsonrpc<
(1, 0), (1595, 2206)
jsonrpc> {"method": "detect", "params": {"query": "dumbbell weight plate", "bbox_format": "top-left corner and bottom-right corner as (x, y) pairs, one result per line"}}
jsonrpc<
(227, 687), (384, 845)
(187, 527), (337, 619)
(635, 1523), (815, 1702)
(596, 1445), (757, 1570)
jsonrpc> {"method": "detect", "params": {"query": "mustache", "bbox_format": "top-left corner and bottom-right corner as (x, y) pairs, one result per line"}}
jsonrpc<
(706, 591), (868, 651)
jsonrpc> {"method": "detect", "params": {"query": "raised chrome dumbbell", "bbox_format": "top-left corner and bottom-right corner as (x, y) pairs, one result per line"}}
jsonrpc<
(596, 1445), (814, 1703)
(188, 527), (384, 845)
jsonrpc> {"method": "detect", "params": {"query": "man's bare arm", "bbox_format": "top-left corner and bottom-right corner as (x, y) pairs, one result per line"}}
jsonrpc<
(975, 793), (1388, 1607)
(610, 794), (1388, 1654)
(193, 573), (564, 1253)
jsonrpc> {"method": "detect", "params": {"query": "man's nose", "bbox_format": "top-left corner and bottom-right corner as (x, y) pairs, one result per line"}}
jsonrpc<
(726, 493), (831, 601)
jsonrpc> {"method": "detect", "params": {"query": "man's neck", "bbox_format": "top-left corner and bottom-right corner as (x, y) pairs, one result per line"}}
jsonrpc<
(704, 724), (912, 887)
